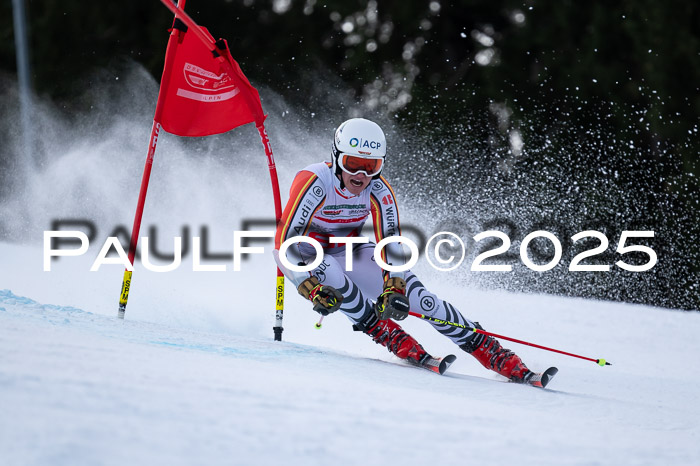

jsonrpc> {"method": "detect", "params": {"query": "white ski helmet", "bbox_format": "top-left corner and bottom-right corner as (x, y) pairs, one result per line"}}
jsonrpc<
(332, 118), (387, 179)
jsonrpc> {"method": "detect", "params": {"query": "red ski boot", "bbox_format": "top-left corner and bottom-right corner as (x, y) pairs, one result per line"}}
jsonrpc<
(354, 314), (430, 365)
(460, 323), (533, 383)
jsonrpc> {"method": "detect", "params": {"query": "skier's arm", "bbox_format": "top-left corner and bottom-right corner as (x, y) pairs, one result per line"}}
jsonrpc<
(273, 170), (326, 287)
(370, 176), (410, 321)
(369, 176), (406, 280)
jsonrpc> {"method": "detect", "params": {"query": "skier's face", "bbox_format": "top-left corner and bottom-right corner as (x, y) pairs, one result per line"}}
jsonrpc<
(341, 171), (371, 195)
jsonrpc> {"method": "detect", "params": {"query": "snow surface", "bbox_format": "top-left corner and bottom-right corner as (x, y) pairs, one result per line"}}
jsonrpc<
(1, 241), (699, 466)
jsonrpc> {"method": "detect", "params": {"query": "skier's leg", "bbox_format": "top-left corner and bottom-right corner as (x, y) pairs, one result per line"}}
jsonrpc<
(308, 246), (430, 364)
(459, 322), (533, 382)
(404, 271), (475, 346)
(303, 253), (375, 324)
(350, 313), (430, 364)
(404, 271), (533, 382)
(341, 242), (383, 298)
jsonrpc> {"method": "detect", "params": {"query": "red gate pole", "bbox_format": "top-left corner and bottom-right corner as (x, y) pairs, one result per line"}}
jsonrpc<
(118, 0), (188, 319)
(256, 123), (285, 340)
(158, 0), (287, 339)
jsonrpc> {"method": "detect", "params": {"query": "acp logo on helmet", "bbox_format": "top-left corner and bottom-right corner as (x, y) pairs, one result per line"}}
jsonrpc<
(349, 137), (382, 150)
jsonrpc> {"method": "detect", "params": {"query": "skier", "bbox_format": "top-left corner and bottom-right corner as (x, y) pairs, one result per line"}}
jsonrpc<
(274, 118), (541, 383)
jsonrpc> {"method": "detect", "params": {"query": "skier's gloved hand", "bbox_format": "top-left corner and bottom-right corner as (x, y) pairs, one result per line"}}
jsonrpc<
(375, 277), (409, 321)
(297, 276), (343, 316)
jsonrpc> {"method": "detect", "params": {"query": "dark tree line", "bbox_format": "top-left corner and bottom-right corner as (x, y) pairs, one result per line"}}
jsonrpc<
(1, 2), (697, 152)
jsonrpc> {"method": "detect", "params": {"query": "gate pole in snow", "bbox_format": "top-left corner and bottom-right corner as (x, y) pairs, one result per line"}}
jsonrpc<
(158, 0), (286, 340)
(118, 0), (188, 319)
(256, 124), (285, 341)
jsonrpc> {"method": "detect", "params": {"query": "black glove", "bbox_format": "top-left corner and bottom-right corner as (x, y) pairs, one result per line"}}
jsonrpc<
(297, 276), (343, 316)
(375, 277), (409, 321)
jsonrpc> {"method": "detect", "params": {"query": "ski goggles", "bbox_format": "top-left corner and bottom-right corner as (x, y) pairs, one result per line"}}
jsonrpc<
(338, 153), (383, 176)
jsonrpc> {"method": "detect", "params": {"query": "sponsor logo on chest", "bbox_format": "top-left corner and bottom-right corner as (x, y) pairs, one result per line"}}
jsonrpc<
(322, 203), (369, 217)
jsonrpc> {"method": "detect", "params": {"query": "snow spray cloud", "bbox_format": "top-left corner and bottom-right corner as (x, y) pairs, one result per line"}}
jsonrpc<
(0, 61), (315, 249)
(1, 61), (698, 310)
(387, 95), (699, 310)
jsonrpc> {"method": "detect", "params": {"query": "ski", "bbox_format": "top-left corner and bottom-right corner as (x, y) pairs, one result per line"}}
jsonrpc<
(523, 366), (558, 388)
(410, 354), (457, 375)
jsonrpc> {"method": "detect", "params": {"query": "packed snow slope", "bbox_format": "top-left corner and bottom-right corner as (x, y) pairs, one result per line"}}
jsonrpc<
(1, 241), (699, 466)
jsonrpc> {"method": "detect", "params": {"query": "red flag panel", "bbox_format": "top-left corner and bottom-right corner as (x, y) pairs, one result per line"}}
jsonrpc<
(159, 27), (261, 137)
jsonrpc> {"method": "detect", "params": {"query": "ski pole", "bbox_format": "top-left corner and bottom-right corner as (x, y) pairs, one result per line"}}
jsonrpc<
(408, 311), (611, 366)
(315, 316), (324, 329)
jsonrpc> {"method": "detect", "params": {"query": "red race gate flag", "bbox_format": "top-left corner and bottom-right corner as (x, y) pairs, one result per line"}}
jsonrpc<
(159, 27), (260, 137)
